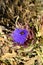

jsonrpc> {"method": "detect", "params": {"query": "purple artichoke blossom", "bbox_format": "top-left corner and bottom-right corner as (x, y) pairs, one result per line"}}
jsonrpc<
(11, 28), (28, 45)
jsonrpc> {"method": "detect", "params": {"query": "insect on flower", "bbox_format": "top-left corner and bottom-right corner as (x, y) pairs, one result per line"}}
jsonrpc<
(11, 28), (28, 45)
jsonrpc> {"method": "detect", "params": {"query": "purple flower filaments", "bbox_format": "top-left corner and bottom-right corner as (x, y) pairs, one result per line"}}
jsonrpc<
(11, 28), (28, 45)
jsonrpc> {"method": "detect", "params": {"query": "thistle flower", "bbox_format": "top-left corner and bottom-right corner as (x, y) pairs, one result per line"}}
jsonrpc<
(11, 28), (28, 45)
